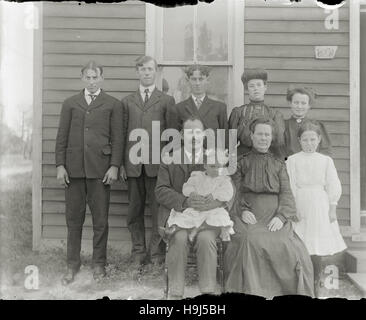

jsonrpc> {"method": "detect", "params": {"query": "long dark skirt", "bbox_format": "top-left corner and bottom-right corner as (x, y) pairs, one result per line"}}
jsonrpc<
(224, 192), (315, 298)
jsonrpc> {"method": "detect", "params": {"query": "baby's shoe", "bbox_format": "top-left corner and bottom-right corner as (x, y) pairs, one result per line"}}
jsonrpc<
(160, 225), (177, 243)
(188, 228), (198, 243)
(220, 230), (231, 242)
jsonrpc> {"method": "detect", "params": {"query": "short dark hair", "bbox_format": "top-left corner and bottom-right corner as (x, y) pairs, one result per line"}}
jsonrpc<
(286, 86), (315, 105)
(297, 119), (322, 139)
(241, 68), (268, 87)
(81, 61), (103, 76)
(135, 55), (157, 70)
(182, 116), (204, 130)
(185, 64), (211, 78)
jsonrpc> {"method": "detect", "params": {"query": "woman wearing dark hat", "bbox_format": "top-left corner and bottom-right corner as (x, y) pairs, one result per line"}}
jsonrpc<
(228, 68), (285, 158)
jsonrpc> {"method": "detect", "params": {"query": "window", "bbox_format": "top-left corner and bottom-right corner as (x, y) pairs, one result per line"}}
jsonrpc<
(146, 0), (244, 110)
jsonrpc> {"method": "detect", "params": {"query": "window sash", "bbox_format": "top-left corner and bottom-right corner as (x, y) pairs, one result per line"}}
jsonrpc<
(146, 0), (244, 111)
(155, 1), (234, 65)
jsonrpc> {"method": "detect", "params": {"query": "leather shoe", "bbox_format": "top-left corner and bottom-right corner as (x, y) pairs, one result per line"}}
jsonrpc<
(61, 268), (78, 286)
(129, 254), (146, 266)
(93, 266), (106, 281)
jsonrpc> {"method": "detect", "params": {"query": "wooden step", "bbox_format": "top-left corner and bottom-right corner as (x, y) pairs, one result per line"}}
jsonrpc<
(346, 273), (366, 298)
(361, 215), (366, 227)
(345, 250), (366, 273)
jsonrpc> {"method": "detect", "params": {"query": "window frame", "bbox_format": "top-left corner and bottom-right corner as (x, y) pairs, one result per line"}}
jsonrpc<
(145, 0), (244, 112)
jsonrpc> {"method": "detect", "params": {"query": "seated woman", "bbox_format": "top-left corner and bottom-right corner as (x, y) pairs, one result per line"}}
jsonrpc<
(224, 117), (314, 298)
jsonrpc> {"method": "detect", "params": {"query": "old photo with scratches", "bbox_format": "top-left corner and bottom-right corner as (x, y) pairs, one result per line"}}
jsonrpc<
(0, 0), (365, 301)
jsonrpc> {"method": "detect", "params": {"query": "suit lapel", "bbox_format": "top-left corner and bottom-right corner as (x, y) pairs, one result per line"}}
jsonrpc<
(174, 148), (189, 177)
(131, 90), (144, 111)
(143, 88), (162, 111)
(183, 97), (198, 117)
(197, 96), (212, 119)
(75, 90), (89, 110)
(88, 90), (107, 110)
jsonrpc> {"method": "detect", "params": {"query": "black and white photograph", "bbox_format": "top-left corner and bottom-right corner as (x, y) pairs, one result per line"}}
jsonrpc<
(0, 0), (366, 305)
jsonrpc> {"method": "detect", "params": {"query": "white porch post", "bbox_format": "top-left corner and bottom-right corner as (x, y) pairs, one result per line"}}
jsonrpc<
(32, 2), (43, 251)
(350, 0), (361, 234)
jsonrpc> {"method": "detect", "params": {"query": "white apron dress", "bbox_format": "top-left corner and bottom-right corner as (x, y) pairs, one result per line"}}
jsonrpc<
(286, 152), (347, 256)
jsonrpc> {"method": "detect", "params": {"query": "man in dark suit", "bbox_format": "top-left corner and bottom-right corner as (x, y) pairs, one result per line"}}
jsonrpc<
(173, 64), (229, 149)
(120, 56), (176, 265)
(155, 117), (225, 299)
(55, 61), (124, 284)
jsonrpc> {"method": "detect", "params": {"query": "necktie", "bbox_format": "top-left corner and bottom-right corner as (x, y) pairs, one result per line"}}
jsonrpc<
(144, 88), (149, 105)
(88, 94), (97, 103)
(196, 98), (202, 109)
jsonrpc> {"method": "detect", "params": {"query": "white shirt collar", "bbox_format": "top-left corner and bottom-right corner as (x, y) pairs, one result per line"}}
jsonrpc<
(191, 94), (206, 106)
(139, 84), (156, 97)
(184, 148), (203, 163)
(84, 88), (101, 97)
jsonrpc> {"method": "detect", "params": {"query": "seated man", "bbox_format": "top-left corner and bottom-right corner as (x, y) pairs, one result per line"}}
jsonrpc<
(155, 117), (225, 299)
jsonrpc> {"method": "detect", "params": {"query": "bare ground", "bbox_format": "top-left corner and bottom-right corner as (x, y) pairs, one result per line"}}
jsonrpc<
(0, 156), (362, 300)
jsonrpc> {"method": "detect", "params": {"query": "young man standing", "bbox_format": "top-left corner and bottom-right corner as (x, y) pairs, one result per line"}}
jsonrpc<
(120, 56), (176, 266)
(55, 61), (124, 285)
(173, 64), (229, 149)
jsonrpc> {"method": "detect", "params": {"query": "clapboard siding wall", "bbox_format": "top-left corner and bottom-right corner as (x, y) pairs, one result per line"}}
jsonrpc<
(41, 0), (352, 244)
(244, 0), (350, 225)
(41, 1), (147, 241)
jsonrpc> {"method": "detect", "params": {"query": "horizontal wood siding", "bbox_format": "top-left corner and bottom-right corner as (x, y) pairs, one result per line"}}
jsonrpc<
(42, 1), (145, 241)
(41, 0), (352, 243)
(245, 0), (350, 225)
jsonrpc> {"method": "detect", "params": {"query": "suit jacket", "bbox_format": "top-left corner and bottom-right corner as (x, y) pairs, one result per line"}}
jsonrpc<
(155, 149), (204, 235)
(173, 96), (229, 146)
(122, 88), (176, 178)
(175, 95), (228, 130)
(55, 90), (124, 179)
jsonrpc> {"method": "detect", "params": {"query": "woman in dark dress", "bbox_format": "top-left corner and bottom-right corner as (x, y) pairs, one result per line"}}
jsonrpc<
(224, 117), (314, 298)
(228, 68), (285, 158)
(283, 86), (332, 158)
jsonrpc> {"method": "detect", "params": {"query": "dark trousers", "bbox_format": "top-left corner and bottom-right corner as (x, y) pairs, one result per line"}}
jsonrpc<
(65, 178), (110, 271)
(127, 166), (165, 262)
(167, 229), (219, 297)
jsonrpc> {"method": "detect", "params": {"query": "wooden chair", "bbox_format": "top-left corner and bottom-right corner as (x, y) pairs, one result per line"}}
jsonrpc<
(164, 237), (225, 299)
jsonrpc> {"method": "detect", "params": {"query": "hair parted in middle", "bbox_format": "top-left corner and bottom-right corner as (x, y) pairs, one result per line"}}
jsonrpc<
(81, 60), (103, 76)
(297, 119), (322, 139)
(249, 116), (275, 134)
(286, 86), (316, 105)
(182, 116), (205, 129)
(185, 64), (211, 78)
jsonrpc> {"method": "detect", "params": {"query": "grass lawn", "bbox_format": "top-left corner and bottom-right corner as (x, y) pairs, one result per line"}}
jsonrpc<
(0, 156), (363, 300)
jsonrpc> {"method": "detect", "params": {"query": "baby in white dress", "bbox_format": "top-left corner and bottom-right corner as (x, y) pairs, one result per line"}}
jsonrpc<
(164, 149), (235, 242)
